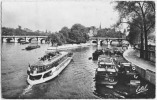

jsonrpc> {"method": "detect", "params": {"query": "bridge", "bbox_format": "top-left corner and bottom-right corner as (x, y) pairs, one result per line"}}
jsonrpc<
(1, 35), (48, 43)
(89, 37), (127, 45)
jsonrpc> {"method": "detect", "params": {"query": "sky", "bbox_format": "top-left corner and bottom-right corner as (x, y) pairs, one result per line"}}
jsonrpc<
(2, 0), (120, 32)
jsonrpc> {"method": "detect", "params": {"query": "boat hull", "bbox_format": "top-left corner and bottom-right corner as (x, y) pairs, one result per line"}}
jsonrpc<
(96, 81), (118, 85)
(27, 57), (72, 85)
(25, 45), (40, 50)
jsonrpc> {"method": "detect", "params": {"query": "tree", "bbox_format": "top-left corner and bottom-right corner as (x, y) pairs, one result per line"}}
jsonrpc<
(59, 27), (70, 38)
(70, 24), (89, 43)
(96, 28), (123, 38)
(114, 1), (155, 60)
(47, 23), (90, 45)
(127, 22), (141, 45)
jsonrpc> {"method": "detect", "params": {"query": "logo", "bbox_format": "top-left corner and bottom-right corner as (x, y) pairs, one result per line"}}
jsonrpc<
(136, 84), (148, 94)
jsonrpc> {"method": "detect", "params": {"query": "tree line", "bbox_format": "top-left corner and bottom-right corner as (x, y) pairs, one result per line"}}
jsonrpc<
(47, 24), (90, 45)
(2, 26), (51, 36)
(114, 1), (155, 60)
(95, 28), (124, 38)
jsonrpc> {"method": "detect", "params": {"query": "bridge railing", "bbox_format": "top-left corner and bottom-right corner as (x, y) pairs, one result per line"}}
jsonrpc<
(2, 35), (48, 38)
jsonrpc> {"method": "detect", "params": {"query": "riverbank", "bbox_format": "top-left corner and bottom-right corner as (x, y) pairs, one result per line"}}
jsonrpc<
(123, 48), (155, 85)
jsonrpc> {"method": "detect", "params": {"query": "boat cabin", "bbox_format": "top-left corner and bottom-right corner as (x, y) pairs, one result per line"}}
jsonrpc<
(95, 61), (118, 85)
(120, 63), (140, 85)
(120, 63), (137, 75)
(28, 52), (69, 74)
(98, 61), (117, 73)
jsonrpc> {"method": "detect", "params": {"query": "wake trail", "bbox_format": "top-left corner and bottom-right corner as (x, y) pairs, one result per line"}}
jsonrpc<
(23, 85), (33, 94)
(19, 85), (33, 98)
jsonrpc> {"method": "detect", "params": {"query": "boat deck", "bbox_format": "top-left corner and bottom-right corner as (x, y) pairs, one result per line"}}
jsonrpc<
(29, 52), (68, 74)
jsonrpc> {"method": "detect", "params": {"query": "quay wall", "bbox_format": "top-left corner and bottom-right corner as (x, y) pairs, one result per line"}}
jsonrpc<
(123, 49), (155, 85)
(135, 66), (155, 85)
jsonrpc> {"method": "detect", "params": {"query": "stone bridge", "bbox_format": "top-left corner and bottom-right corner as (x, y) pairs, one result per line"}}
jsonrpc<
(1, 35), (48, 43)
(89, 37), (127, 45)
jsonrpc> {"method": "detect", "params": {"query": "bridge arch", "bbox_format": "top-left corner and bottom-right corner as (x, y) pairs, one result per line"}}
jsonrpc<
(90, 40), (97, 44)
(6, 38), (14, 43)
(28, 38), (37, 43)
(40, 38), (46, 43)
(30, 38), (38, 43)
(17, 38), (25, 43)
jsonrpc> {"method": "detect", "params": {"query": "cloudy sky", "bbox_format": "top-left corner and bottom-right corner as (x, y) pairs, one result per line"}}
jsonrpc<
(2, 0), (120, 32)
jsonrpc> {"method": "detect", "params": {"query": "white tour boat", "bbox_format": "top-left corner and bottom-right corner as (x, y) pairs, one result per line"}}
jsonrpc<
(27, 51), (73, 85)
(47, 43), (91, 51)
(47, 44), (80, 51)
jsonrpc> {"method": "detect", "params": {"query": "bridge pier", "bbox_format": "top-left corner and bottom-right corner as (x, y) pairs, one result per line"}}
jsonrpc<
(97, 39), (102, 45)
(110, 40), (113, 45)
(106, 39), (112, 45)
(117, 39), (123, 45)
(37, 38), (42, 43)
(14, 37), (19, 43)
(26, 37), (31, 43)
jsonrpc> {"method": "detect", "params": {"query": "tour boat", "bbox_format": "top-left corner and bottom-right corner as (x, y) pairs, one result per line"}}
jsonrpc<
(47, 43), (91, 51)
(47, 44), (80, 51)
(79, 43), (91, 47)
(95, 55), (118, 86)
(27, 51), (73, 85)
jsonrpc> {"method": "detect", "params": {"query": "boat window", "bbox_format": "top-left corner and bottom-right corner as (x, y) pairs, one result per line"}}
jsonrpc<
(43, 71), (52, 78)
(107, 65), (114, 69)
(30, 75), (42, 80)
(54, 55), (68, 70)
(99, 64), (104, 68)
(32, 54), (68, 73)
(125, 66), (132, 71)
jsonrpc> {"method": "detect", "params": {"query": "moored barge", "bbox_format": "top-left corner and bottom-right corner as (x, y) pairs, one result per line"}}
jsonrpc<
(95, 55), (118, 86)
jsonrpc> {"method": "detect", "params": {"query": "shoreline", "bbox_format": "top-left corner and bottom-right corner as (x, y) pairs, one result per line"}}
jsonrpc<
(123, 48), (155, 85)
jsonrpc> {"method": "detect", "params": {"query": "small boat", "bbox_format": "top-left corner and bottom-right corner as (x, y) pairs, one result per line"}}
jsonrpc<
(25, 45), (40, 50)
(113, 48), (123, 55)
(20, 41), (29, 44)
(27, 51), (73, 85)
(95, 56), (118, 86)
(92, 49), (103, 60)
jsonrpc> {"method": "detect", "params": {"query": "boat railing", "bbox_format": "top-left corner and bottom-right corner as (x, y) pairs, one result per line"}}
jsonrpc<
(30, 52), (68, 74)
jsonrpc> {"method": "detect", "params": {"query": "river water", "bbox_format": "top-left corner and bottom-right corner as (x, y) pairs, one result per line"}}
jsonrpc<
(1, 43), (155, 99)
(2, 43), (103, 99)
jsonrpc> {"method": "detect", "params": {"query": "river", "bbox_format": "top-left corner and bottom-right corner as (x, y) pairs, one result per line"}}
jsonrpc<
(1, 43), (155, 99)
(2, 43), (103, 99)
